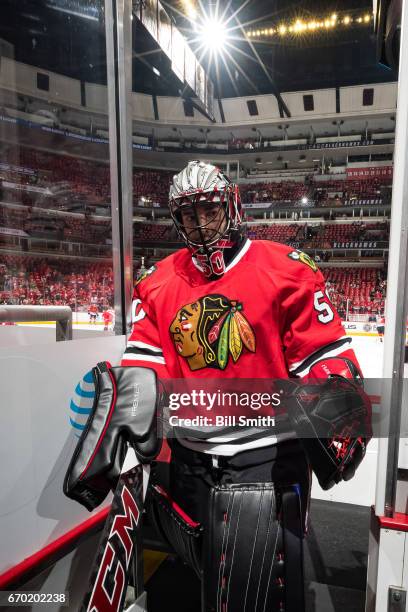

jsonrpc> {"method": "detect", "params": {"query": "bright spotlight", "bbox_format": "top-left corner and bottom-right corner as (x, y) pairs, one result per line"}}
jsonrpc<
(301, 197), (308, 204)
(197, 19), (228, 53)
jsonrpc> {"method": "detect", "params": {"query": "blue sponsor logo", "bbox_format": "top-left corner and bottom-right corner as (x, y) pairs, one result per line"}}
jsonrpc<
(69, 370), (94, 437)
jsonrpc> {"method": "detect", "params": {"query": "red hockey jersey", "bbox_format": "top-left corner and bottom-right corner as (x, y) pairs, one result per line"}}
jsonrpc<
(121, 239), (357, 454)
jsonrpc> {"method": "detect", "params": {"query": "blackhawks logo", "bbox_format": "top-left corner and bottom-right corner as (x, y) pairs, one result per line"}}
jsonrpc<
(169, 295), (256, 371)
(287, 250), (318, 272)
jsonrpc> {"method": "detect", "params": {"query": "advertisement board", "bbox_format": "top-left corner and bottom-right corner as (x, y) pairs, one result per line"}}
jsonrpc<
(346, 166), (393, 179)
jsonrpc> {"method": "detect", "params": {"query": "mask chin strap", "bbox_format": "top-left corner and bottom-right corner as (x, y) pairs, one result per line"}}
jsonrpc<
(190, 202), (230, 278)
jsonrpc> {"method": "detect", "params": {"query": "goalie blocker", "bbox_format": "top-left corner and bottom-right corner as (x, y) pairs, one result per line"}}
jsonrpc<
(63, 362), (162, 612)
(283, 354), (372, 491)
(64, 362), (161, 511)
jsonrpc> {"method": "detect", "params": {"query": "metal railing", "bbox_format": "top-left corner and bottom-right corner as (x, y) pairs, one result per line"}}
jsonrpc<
(0, 306), (72, 341)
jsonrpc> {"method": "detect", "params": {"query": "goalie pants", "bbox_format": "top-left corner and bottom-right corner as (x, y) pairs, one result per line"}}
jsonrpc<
(155, 438), (311, 612)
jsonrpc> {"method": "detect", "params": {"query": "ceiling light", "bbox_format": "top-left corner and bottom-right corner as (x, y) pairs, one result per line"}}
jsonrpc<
(197, 18), (229, 53)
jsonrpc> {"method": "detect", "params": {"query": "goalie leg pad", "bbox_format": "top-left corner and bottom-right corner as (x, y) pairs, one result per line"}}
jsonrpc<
(202, 482), (304, 612)
(64, 362), (161, 511)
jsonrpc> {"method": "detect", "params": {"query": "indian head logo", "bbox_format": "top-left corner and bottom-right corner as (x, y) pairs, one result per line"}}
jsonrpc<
(169, 294), (256, 371)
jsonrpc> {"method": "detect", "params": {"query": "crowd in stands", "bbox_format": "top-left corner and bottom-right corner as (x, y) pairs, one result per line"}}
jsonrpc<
(322, 267), (386, 318)
(132, 221), (388, 250)
(0, 145), (174, 211)
(133, 222), (175, 243)
(63, 216), (111, 243)
(239, 175), (392, 207)
(240, 181), (309, 204)
(1, 147), (110, 208)
(0, 199), (389, 264)
(0, 255), (113, 310)
(246, 224), (299, 243)
(0, 254), (386, 319)
(0, 147), (391, 319)
(0, 203), (111, 244)
(308, 222), (389, 249)
(133, 170), (174, 207)
(0, 142), (393, 215)
(0, 206), (28, 231)
(245, 221), (388, 250)
(313, 177), (391, 206)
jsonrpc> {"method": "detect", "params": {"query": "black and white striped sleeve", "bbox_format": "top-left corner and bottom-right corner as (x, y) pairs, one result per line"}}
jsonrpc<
(121, 292), (168, 376)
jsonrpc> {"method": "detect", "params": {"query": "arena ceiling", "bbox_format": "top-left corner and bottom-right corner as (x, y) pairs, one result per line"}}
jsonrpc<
(0, 0), (396, 100)
(166, 0), (395, 97)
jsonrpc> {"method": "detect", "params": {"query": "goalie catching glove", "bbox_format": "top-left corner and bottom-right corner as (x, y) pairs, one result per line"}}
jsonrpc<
(63, 362), (161, 511)
(281, 356), (372, 491)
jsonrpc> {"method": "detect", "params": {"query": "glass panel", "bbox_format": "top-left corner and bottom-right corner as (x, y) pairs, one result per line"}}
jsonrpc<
(0, 0), (115, 337)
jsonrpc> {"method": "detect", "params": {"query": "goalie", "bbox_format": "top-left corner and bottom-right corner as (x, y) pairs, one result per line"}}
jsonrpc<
(65, 161), (371, 612)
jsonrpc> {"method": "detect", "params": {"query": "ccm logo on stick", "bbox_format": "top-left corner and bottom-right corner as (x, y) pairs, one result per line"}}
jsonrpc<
(88, 485), (141, 612)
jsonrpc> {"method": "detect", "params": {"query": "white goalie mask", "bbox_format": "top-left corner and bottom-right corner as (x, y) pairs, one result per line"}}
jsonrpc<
(169, 161), (243, 278)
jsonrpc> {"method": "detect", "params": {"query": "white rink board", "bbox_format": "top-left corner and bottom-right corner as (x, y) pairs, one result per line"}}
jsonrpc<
(0, 313), (114, 347)
(0, 335), (126, 575)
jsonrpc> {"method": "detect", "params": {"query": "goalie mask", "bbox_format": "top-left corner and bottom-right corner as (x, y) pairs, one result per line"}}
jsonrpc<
(169, 161), (244, 278)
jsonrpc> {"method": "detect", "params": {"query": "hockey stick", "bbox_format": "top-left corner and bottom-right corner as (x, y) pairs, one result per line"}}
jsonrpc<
(81, 447), (150, 612)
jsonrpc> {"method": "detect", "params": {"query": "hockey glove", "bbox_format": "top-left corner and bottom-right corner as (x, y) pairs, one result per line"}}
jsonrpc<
(280, 373), (372, 490)
(64, 362), (161, 511)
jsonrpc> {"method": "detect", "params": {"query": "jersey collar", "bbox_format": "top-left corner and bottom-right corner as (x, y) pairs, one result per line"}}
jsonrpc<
(191, 237), (252, 275)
